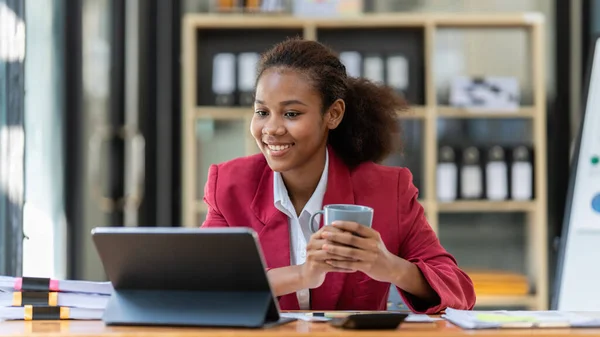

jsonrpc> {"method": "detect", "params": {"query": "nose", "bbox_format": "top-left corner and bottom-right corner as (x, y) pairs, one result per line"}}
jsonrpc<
(262, 115), (285, 136)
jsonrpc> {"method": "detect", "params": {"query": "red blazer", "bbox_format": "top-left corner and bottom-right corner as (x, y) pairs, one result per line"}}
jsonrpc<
(201, 147), (476, 314)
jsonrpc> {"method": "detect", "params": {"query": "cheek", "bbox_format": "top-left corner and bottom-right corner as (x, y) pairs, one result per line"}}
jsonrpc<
(250, 118), (262, 139)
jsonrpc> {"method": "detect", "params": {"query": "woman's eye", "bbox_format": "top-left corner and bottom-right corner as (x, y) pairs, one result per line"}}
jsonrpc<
(255, 110), (268, 116)
(285, 111), (300, 118)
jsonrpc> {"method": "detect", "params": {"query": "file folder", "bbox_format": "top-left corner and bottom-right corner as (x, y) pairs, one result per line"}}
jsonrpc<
(511, 146), (533, 200)
(437, 146), (458, 202)
(486, 146), (508, 200)
(460, 146), (483, 199)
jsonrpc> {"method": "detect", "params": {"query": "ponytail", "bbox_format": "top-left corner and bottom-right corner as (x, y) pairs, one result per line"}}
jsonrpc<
(328, 77), (406, 168)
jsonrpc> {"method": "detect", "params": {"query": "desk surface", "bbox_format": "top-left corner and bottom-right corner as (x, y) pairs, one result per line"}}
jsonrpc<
(2, 320), (600, 337)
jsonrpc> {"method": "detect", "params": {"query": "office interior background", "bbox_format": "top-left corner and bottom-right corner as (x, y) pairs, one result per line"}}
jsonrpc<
(1, 0), (599, 312)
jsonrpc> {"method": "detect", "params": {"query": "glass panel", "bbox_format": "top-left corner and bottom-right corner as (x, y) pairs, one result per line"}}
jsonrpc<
(382, 119), (425, 198)
(195, 119), (247, 200)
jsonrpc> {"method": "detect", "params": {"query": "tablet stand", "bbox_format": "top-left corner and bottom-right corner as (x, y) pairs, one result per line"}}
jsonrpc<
(102, 289), (287, 328)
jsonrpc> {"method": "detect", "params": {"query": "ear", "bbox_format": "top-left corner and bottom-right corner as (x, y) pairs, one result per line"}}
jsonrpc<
(325, 98), (345, 130)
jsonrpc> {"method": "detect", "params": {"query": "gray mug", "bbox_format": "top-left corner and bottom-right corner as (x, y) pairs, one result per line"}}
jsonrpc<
(309, 204), (374, 233)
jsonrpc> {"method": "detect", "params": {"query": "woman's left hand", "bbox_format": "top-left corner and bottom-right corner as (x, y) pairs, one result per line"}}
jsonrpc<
(320, 221), (398, 283)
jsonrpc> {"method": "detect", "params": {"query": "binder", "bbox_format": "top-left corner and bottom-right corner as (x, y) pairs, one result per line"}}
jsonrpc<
(212, 53), (236, 106)
(511, 146), (533, 200)
(339, 51), (362, 78)
(437, 146), (458, 202)
(485, 146), (508, 200)
(386, 54), (409, 95)
(363, 54), (384, 84)
(460, 147), (483, 199)
(237, 52), (259, 106)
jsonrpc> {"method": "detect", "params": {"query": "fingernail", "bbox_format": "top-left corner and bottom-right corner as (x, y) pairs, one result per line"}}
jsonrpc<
(331, 221), (341, 226)
(322, 231), (329, 237)
(322, 244), (328, 250)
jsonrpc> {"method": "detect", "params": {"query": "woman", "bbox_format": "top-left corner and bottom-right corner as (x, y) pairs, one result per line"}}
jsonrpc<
(201, 38), (476, 314)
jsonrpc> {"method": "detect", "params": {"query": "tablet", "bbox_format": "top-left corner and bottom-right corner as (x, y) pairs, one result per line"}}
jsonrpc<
(91, 226), (293, 328)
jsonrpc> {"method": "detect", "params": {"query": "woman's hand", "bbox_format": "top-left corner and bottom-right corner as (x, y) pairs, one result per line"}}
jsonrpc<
(320, 221), (399, 283)
(301, 227), (357, 289)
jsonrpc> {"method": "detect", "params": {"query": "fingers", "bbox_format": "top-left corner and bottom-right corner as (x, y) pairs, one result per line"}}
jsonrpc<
(322, 243), (376, 262)
(331, 221), (378, 239)
(321, 230), (374, 251)
(325, 259), (365, 271)
(307, 249), (355, 262)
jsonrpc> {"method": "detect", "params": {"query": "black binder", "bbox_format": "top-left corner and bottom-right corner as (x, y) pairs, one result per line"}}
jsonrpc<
(91, 227), (294, 328)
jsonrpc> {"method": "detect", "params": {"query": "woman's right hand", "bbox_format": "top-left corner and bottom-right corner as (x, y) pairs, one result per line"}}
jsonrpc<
(301, 227), (356, 289)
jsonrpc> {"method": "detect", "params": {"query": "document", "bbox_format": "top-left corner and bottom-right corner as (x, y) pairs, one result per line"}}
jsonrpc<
(443, 308), (600, 329)
(0, 305), (104, 321)
(0, 276), (113, 295)
(0, 291), (109, 310)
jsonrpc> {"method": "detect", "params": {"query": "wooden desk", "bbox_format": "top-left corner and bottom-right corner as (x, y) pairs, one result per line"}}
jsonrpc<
(2, 320), (600, 337)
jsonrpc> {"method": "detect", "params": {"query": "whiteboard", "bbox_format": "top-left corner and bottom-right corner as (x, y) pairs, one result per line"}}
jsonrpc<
(552, 37), (600, 310)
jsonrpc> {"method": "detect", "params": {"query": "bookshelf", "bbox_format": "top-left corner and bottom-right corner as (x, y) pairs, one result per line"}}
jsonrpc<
(181, 13), (548, 311)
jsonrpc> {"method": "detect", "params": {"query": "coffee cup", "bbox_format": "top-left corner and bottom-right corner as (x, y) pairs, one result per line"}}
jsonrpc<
(309, 204), (374, 233)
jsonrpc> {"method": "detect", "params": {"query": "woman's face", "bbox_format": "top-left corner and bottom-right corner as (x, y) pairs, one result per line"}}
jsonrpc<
(251, 67), (342, 173)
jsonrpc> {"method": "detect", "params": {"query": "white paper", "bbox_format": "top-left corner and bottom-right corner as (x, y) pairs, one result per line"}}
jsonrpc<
(280, 313), (331, 322)
(363, 56), (384, 83)
(212, 53), (236, 95)
(237, 52), (259, 92)
(461, 165), (482, 198)
(406, 314), (440, 322)
(0, 291), (109, 310)
(443, 307), (600, 329)
(486, 162), (508, 200)
(386, 55), (409, 90)
(0, 276), (113, 295)
(339, 51), (362, 78)
(437, 163), (457, 201)
(0, 306), (104, 320)
(511, 162), (532, 200)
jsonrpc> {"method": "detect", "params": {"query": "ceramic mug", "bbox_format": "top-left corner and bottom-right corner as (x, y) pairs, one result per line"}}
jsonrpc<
(309, 204), (374, 233)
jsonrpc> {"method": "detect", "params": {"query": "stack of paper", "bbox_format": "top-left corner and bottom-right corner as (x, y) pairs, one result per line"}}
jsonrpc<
(0, 276), (112, 321)
(443, 308), (600, 329)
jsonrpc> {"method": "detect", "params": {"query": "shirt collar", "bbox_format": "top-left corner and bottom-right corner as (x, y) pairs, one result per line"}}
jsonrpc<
(273, 150), (329, 217)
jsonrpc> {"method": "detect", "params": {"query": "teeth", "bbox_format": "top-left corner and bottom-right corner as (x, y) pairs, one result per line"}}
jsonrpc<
(267, 144), (291, 151)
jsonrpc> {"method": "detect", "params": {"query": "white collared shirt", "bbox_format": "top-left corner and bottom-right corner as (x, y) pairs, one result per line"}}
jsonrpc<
(273, 151), (329, 310)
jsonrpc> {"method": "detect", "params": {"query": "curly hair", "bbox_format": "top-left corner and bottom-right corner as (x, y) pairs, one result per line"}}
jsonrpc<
(256, 37), (408, 168)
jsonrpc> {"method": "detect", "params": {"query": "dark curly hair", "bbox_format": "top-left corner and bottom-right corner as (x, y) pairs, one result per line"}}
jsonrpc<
(256, 37), (408, 168)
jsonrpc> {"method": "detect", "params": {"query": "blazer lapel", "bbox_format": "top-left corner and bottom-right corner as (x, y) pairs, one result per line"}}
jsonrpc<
(250, 164), (291, 271)
(310, 146), (355, 310)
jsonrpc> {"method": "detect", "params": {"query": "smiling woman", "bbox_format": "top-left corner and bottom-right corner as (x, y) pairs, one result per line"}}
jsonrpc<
(201, 38), (476, 314)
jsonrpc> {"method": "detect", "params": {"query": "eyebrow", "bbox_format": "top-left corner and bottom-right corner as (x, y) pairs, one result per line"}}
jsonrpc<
(255, 99), (308, 107)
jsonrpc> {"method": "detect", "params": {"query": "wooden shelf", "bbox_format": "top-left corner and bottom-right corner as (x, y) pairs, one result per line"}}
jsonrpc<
(182, 12), (548, 310)
(437, 106), (536, 119)
(437, 200), (537, 213)
(475, 295), (537, 308)
(183, 12), (543, 29)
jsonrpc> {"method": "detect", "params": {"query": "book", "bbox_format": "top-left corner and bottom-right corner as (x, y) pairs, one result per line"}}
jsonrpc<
(0, 305), (104, 321)
(0, 291), (109, 310)
(0, 276), (112, 295)
(443, 308), (600, 329)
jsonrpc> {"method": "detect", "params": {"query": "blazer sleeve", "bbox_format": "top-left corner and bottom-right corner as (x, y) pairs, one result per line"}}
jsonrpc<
(395, 168), (476, 314)
(201, 164), (229, 228)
